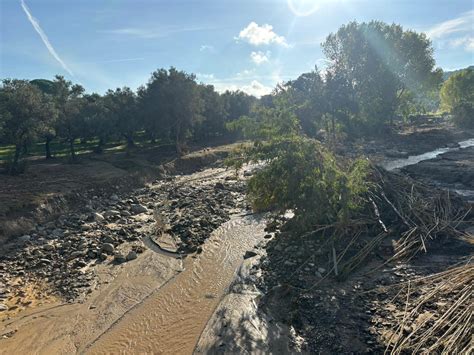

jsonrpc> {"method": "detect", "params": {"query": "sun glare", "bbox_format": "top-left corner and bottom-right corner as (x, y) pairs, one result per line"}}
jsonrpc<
(287, 0), (321, 16)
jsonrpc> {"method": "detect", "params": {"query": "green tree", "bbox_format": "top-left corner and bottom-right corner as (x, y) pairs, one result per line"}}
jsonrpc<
(194, 84), (227, 140)
(141, 68), (202, 154)
(103, 87), (138, 148)
(228, 101), (369, 231)
(53, 76), (86, 160)
(81, 93), (112, 153)
(31, 79), (58, 159)
(440, 68), (474, 128)
(281, 67), (327, 137)
(0, 79), (56, 173)
(322, 21), (441, 130)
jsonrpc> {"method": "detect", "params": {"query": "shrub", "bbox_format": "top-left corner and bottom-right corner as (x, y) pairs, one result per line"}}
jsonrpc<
(451, 101), (474, 128)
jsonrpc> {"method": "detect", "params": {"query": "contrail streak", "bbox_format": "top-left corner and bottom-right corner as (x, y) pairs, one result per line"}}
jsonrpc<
(20, 0), (74, 76)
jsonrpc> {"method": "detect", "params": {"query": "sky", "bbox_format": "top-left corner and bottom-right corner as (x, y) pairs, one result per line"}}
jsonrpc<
(0, 0), (473, 97)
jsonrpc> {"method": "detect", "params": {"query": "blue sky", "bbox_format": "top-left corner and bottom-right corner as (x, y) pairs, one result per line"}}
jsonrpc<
(1, 0), (473, 96)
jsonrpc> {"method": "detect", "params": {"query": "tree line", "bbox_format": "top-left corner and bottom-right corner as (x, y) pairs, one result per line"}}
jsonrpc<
(1, 21), (473, 174)
(0, 68), (256, 173)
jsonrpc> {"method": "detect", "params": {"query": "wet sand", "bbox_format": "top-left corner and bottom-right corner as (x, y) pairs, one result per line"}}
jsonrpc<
(0, 250), (180, 354)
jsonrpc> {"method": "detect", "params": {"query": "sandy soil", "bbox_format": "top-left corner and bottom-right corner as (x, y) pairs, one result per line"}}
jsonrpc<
(0, 249), (180, 354)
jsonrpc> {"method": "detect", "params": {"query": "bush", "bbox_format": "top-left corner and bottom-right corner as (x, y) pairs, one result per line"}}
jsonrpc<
(451, 101), (474, 128)
(227, 104), (370, 231)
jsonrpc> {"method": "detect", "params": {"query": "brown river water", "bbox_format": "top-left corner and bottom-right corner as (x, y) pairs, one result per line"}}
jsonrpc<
(85, 214), (266, 354)
(0, 167), (268, 354)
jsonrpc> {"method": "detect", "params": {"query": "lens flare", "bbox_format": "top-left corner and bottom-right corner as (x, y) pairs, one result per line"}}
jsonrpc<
(287, 0), (321, 16)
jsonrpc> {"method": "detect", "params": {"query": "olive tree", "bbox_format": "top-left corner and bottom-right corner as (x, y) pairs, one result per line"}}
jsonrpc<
(0, 79), (56, 173)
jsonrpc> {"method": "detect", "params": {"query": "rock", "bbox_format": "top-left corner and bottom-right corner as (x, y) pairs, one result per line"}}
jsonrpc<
(317, 267), (326, 274)
(101, 243), (115, 254)
(17, 235), (31, 244)
(104, 210), (121, 219)
(51, 229), (64, 237)
(114, 253), (126, 263)
(81, 224), (92, 231)
(98, 253), (107, 261)
(102, 236), (115, 244)
(43, 244), (55, 252)
(126, 251), (137, 261)
(130, 204), (148, 214)
(0, 303), (8, 311)
(110, 194), (119, 201)
(214, 182), (225, 190)
(93, 212), (105, 222)
(243, 250), (258, 259)
(75, 260), (87, 268)
(70, 251), (85, 259)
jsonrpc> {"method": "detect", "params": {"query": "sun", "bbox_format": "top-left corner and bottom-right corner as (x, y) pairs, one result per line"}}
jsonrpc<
(287, 0), (321, 16)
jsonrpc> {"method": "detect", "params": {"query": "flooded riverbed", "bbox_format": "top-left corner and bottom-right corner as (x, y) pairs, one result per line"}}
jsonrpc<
(382, 137), (474, 171)
(86, 213), (267, 354)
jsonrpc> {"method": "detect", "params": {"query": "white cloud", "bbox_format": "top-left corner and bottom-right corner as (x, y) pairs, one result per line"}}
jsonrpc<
(241, 80), (273, 97)
(250, 51), (270, 65)
(426, 10), (473, 39)
(97, 57), (145, 64)
(236, 69), (256, 77)
(101, 26), (213, 39)
(209, 79), (272, 98)
(450, 36), (474, 52)
(200, 44), (215, 52)
(196, 73), (215, 80)
(236, 22), (288, 47)
(20, 0), (74, 76)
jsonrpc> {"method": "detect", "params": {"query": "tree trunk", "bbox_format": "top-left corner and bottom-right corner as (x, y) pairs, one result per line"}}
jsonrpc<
(331, 116), (336, 142)
(175, 124), (183, 156)
(69, 139), (76, 160)
(10, 144), (21, 175)
(45, 137), (53, 159)
(126, 134), (134, 148)
(95, 137), (104, 154)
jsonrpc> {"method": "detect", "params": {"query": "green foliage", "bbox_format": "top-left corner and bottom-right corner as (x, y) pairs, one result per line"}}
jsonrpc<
(0, 79), (56, 173)
(139, 68), (202, 154)
(440, 68), (474, 112)
(439, 68), (474, 128)
(194, 84), (227, 140)
(104, 87), (138, 147)
(228, 104), (370, 230)
(322, 21), (441, 130)
(451, 102), (474, 129)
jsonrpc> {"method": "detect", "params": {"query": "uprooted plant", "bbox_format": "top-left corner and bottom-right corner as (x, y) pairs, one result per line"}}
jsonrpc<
(384, 259), (473, 354)
(227, 102), (471, 281)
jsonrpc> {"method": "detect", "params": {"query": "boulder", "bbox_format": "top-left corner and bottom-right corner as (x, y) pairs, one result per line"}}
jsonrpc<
(130, 204), (148, 214)
(114, 253), (126, 263)
(126, 251), (138, 261)
(243, 250), (258, 259)
(93, 212), (105, 222)
(101, 243), (115, 254)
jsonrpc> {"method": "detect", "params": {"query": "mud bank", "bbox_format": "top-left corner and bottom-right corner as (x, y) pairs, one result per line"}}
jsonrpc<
(402, 146), (474, 201)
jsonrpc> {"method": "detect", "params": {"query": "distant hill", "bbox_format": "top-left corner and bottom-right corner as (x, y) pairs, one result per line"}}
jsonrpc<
(442, 65), (474, 81)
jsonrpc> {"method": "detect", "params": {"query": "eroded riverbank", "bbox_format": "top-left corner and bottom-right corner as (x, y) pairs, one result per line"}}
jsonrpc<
(1, 162), (267, 354)
(1, 128), (473, 354)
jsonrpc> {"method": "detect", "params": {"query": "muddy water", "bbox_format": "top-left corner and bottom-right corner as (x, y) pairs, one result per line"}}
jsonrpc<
(85, 213), (267, 354)
(382, 137), (474, 171)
